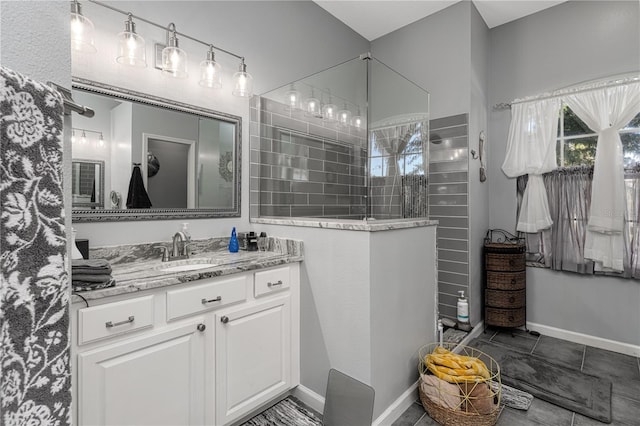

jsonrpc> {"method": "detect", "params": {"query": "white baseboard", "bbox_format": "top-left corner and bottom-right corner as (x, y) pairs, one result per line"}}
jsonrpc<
(292, 385), (325, 415)
(527, 321), (640, 357)
(372, 381), (419, 426)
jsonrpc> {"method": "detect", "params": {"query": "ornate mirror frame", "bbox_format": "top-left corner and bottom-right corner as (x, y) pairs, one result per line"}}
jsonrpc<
(71, 77), (241, 222)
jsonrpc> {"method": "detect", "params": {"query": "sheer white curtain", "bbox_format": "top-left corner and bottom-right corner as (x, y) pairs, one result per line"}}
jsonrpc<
(502, 98), (561, 232)
(564, 82), (640, 271)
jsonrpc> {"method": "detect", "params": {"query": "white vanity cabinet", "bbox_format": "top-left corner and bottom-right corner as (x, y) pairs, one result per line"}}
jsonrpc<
(71, 263), (300, 426)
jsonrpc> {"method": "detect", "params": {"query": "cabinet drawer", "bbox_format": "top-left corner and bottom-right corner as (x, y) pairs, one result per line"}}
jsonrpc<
(78, 295), (154, 345)
(485, 289), (525, 308)
(167, 275), (247, 321)
(485, 253), (525, 271)
(486, 271), (525, 290)
(485, 307), (526, 328)
(254, 266), (290, 297)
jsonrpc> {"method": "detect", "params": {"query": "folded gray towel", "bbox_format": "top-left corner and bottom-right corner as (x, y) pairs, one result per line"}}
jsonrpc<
(72, 259), (112, 275)
(72, 274), (113, 284)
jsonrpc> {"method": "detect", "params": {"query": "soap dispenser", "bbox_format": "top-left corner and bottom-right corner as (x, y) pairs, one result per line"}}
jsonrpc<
(457, 290), (470, 330)
(228, 227), (239, 253)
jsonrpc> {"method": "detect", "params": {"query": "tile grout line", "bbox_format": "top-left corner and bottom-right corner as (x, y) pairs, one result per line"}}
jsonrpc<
(570, 412), (575, 426)
(413, 412), (427, 426)
(529, 334), (541, 354)
(580, 346), (586, 371)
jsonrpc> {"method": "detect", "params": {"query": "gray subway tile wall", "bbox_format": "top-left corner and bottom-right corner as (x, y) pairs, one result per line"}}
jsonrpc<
(250, 96), (367, 219)
(429, 113), (469, 322)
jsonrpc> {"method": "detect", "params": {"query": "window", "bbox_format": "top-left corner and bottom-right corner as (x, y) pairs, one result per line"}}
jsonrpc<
(518, 108), (640, 279)
(557, 106), (640, 168)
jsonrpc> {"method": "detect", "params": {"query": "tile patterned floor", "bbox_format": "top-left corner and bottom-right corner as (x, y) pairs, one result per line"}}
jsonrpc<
(394, 328), (640, 426)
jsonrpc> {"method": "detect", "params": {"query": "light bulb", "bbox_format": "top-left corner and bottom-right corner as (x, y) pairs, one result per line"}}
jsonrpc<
(199, 47), (222, 89)
(232, 59), (253, 97)
(98, 133), (105, 147)
(80, 131), (87, 144)
(161, 24), (188, 78)
(351, 115), (364, 129)
(116, 14), (147, 68)
(337, 108), (352, 128)
(284, 86), (301, 111)
(70, 1), (96, 53)
(322, 103), (337, 122)
(71, 130), (76, 143)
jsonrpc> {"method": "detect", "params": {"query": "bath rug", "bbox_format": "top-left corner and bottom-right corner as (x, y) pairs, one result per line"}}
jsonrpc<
(241, 397), (322, 426)
(490, 381), (533, 410)
(0, 66), (71, 424)
(471, 339), (611, 423)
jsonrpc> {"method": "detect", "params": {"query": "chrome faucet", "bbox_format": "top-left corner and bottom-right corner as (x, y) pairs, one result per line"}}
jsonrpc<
(171, 231), (190, 259)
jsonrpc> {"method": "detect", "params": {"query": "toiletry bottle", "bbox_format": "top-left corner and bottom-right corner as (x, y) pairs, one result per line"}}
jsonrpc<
(457, 290), (469, 325)
(228, 227), (239, 253)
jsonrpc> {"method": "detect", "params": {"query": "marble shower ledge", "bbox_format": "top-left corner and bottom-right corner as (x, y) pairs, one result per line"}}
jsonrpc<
(72, 237), (303, 302)
(253, 217), (438, 231)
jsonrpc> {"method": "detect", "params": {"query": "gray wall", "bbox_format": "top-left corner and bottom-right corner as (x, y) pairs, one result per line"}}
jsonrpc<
(488, 0), (640, 346)
(468, 3), (490, 327)
(371, 1), (471, 121)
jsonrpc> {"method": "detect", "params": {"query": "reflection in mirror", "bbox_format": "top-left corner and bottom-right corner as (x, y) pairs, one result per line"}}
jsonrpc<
(71, 78), (241, 221)
(72, 159), (104, 209)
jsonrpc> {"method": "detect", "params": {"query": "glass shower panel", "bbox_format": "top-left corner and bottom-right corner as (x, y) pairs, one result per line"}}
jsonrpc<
(368, 58), (430, 219)
(251, 54), (429, 220)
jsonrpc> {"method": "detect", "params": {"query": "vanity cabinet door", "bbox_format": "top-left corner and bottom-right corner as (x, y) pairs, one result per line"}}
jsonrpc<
(78, 320), (207, 426)
(215, 295), (291, 425)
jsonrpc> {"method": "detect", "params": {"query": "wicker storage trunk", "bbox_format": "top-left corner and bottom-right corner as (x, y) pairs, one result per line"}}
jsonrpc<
(484, 230), (526, 329)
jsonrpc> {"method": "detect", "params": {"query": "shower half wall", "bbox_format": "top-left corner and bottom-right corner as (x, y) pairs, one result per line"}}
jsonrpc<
(249, 55), (430, 220)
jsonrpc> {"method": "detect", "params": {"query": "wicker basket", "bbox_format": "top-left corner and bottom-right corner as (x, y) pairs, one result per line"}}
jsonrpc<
(418, 343), (501, 426)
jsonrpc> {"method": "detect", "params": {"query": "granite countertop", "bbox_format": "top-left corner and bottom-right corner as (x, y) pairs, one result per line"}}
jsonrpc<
(253, 217), (438, 231)
(72, 237), (303, 302)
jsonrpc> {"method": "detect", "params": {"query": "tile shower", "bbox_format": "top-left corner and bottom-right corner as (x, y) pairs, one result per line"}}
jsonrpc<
(249, 55), (470, 321)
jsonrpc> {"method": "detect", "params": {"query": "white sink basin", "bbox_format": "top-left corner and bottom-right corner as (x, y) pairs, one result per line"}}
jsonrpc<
(159, 262), (217, 273)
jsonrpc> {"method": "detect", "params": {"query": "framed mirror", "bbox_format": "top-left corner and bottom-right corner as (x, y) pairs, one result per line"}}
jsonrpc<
(71, 77), (241, 222)
(72, 159), (104, 209)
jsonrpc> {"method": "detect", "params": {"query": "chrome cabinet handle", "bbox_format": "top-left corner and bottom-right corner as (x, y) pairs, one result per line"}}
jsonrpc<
(220, 316), (229, 324)
(105, 316), (134, 328)
(267, 280), (283, 287)
(201, 296), (222, 304)
(197, 323), (206, 332)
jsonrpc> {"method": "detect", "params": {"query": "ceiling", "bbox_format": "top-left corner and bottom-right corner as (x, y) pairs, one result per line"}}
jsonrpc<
(313, 0), (568, 41)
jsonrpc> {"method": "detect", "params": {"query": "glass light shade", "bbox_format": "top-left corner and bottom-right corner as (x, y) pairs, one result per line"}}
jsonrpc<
(199, 59), (222, 89)
(232, 70), (254, 97)
(116, 31), (147, 67)
(351, 115), (365, 129)
(322, 103), (338, 122)
(304, 97), (321, 117)
(98, 134), (105, 147)
(70, 13), (96, 53)
(80, 131), (87, 144)
(337, 109), (352, 128)
(284, 89), (302, 110)
(162, 46), (188, 78)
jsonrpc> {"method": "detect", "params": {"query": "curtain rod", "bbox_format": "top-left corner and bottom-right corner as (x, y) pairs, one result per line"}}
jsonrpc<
(493, 75), (640, 110)
(88, 0), (243, 61)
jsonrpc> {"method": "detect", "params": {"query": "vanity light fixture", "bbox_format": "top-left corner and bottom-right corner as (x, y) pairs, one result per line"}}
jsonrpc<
(71, 129), (77, 143)
(116, 13), (147, 68)
(199, 46), (222, 89)
(70, 0), (96, 53)
(78, 0), (252, 96)
(232, 58), (254, 98)
(80, 130), (87, 144)
(284, 84), (302, 111)
(98, 133), (105, 147)
(162, 23), (188, 78)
